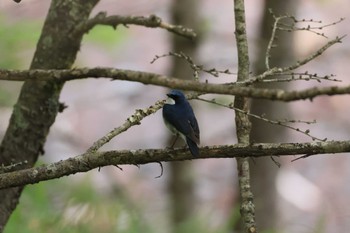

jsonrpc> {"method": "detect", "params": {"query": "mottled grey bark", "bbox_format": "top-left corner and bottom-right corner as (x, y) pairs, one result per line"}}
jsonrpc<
(0, 0), (99, 231)
(250, 0), (297, 231)
(233, 0), (257, 232)
(0, 140), (349, 190)
(168, 0), (200, 231)
(0, 54), (348, 100)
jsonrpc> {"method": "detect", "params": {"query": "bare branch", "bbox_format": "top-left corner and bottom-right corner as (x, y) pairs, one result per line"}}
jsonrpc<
(87, 99), (165, 152)
(265, 11), (288, 70)
(246, 35), (345, 84)
(268, 10), (344, 39)
(197, 97), (324, 141)
(279, 17), (345, 38)
(0, 161), (28, 173)
(151, 51), (236, 79)
(77, 12), (196, 39)
(256, 72), (340, 84)
(88, 92), (199, 152)
(2, 67), (350, 101)
(1, 140), (349, 190)
(281, 35), (346, 73)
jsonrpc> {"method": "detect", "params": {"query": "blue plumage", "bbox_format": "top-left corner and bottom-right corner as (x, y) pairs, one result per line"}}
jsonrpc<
(162, 90), (200, 156)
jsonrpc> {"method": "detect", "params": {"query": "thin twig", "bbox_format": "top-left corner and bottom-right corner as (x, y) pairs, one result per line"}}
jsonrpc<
(270, 156), (281, 168)
(0, 161), (28, 174)
(291, 153), (315, 162)
(151, 51), (236, 79)
(262, 11), (344, 82)
(278, 17), (345, 38)
(87, 99), (165, 153)
(282, 35), (346, 72)
(265, 10), (289, 70)
(244, 35), (345, 85)
(197, 97), (325, 141)
(154, 162), (163, 179)
(87, 92), (199, 153)
(257, 73), (340, 83)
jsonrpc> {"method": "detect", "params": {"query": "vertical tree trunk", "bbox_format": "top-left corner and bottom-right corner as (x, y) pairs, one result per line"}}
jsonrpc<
(0, 0), (99, 231)
(250, 0), (297, 231)
(168, 0), (200, 232)
(233, 0), (257, 232)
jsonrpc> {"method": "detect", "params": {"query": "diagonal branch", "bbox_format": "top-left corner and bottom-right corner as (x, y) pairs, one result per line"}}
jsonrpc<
(280, 35), (345, 73)
(246, 35), (345, 84)
(1, 67), (350, 101)
(77, 12), (196, 39)
(151, 51), (237, 79)
(197, 97), (324, 141)
(87, 92), (199, 152)
(87, 99), (165, 152)
(1, 140), (349, 190)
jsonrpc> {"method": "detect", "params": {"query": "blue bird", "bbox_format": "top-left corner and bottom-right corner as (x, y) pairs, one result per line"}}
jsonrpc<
(162, 90), (200, 156)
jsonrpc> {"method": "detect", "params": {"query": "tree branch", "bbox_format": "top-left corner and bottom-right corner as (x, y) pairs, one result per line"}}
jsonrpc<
(245, 35), (345, 84)
(233, 0), (257, 232)
(77, 12), (196, 39)
(87, 92), (199, 153)
(87, 99), (166, 152)
(1, 67), (350, 101)
(197, 97), (323, 141)
(0, 140), (349, 190)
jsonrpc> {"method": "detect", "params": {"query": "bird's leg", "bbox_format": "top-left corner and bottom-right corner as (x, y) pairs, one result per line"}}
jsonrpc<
(170, 134), (179, 148)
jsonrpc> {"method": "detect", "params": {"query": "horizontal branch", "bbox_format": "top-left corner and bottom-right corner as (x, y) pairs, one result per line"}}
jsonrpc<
(0, 140), (350, 189)
(1, 67), (350, 101)
(78, 12), (196, 39)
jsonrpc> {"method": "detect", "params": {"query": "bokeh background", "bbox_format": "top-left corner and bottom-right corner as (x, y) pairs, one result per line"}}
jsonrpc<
(1, 0), (350, 233)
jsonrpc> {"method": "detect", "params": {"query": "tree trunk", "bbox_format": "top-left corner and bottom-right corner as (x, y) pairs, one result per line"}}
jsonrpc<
(168, 0), (200, 232)
(0, 0), (99, 231)
(250, 0), (297, 231)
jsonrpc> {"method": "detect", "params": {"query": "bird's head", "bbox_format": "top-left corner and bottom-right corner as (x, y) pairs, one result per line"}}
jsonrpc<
(165, 90), (186, 105)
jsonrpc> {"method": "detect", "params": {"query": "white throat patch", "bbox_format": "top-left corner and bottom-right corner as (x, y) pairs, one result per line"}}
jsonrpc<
(165, 97), (176, 105)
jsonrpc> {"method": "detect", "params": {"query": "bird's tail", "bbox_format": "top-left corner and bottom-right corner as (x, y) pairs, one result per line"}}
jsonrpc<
(186, 137), (199, 157)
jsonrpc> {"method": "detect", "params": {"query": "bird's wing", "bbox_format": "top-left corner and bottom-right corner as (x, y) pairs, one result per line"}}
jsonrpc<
(188, 115), (200, 144)
(163, 103), (200, 144)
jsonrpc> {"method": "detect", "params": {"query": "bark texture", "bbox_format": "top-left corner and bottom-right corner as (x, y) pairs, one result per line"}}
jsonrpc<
(233, 0), (257, 232)
(0, 140), (349, 190)
(0, 0), (99, 231)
